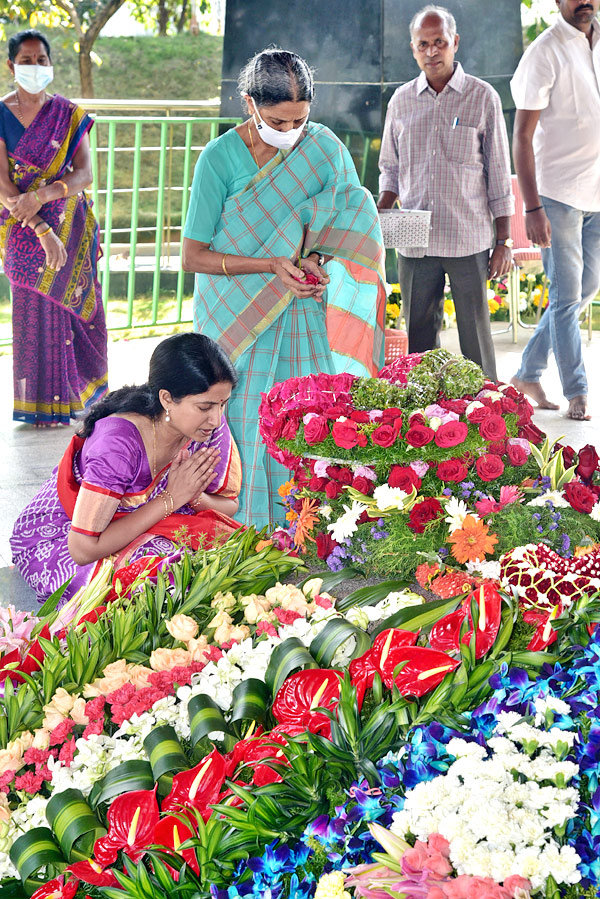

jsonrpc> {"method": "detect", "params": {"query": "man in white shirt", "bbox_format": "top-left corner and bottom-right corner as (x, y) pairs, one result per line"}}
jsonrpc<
(510, 0), (600, 421)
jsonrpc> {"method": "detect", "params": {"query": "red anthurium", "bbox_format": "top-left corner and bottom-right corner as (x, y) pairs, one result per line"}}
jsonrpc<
(429, 585), (502, 659)
(31, 876), (79, 899)
(350, 629), (418, 703)
(94, 787), (160, 867)
(271, 669), (345, 737)
(380, 646), (460, 696)
(524, 606), (561, 651)
(0, 624), (51, 685)
(66, 859), (117, 887)
(161, 749), (230, 821)
(233, 730), (298, 786)
(153, 815), (199, 878)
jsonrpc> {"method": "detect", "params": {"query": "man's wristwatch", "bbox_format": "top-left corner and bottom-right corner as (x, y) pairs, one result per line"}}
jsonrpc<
(309, 252), (326, 267)
(496, 238), (514, 248)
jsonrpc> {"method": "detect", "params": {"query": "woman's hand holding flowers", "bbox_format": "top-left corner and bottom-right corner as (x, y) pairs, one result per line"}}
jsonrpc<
(166, 446), (220, 509)
(270, 256), (327, 300)
(39, 229), (67, 272)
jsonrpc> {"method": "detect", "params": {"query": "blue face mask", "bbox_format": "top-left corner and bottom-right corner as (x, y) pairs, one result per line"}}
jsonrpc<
(14, 64), (54, 94)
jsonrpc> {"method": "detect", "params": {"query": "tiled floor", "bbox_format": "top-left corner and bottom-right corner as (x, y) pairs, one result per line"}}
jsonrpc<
(1, 325), (599, 612)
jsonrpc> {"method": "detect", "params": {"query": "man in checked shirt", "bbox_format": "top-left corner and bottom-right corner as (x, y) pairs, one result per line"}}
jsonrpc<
(377, 4), (514, 380)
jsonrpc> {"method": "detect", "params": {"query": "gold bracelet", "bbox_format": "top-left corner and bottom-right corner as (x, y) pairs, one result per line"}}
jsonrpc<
(221, 253), (231, 278)
(36, 225), (52, 239)
(160, 489), (175, 518)
(55, 179), (69, 198)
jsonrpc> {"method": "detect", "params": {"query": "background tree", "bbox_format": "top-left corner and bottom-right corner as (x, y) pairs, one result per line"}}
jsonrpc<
(0, 0), (128, 96)
(131, 0), (210, 36)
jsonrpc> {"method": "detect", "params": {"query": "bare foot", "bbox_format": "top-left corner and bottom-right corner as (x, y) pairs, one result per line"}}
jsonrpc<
(510, 376), (560, 410)
(567, 395), (591, 421)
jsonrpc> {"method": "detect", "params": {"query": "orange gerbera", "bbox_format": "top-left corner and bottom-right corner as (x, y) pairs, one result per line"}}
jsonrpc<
(448, 515), (498, 564)
(278, 479), (297, 500)
(293, 498), (320, 549)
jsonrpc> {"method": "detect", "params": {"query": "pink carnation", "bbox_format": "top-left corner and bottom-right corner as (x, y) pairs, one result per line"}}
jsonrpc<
(14, 771), (44, 794)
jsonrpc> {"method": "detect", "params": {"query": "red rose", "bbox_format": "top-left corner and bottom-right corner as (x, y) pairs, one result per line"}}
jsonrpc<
(389, 465), (422, 491)
(316, 532), (337, 559)
(467, 404), (491, 423)
(337, 467), (353, 486)
(327, 465), (341, 479)
(500, 397), (517, 414)
(440, 398), (468, 414)
(350, 410), (370, 423)
(564, 480), (597, 514)
(352, 476), (374, 495)
(434, 421), (469, 448)
(506, 444), (528, 467)
(408, 413), (428, 427)
(371, 424), (398, 448)
(304, 416), (329, 445)
(381, 407), (403, 425)
(357, 433), (368, 447)
(271, 418), (285, 440)
(332, 420), (359, 449)
(325, 481), (344, 500)
(309, 476), (327, 492)
(479, 414), (507, 441)
(487, 440), (507, 456)
(436, 459), (469, 482)
(518, 422), (545, 445)
(557, 443), (576, 469)
(576, 444), (599, 485)
(405, 424), (435, 447)
(282, 418), (299, 440)
(475, 453), (505, 482)
(408, 498), (444, 534)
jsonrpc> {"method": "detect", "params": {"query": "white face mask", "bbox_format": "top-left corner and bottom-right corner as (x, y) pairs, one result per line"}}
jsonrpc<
(251, 103), (308, 150)
(14, 64), (54, 94)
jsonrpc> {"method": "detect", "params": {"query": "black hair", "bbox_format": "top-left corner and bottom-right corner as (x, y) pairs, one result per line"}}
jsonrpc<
(79, 332), (237, 438)
(8, 30), (51, 62)
(238, 48), (314, 108)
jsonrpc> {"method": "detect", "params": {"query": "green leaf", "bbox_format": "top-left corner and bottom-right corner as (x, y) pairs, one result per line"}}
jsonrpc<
(46, 789), (106, 861)
(88, 760), (154, 809)
(9, 827), (63, 885)
(143, 725), (189, 782)
(309, 618), (371, 667)
(264, 637), (318, 695)
(371, 595), (463, 637)
(336, 580), (410, 612)
(188, 693), (231, 746)
(37, 579), (73, 619)
(230, 678), (271, 728)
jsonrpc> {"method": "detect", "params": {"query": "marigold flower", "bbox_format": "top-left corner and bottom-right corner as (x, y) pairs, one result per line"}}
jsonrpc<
(448, 514), (498, 563)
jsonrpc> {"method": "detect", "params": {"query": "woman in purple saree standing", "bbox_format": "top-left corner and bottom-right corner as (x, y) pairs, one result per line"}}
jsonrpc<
(0, 29), (108, 425)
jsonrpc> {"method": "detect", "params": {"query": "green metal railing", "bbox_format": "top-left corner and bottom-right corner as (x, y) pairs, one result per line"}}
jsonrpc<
(88, 114), (241, 331)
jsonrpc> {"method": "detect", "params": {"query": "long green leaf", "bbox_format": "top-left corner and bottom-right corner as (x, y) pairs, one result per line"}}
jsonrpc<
(46, 788), (106, 861)
(88, 760), (154, 809)
(230, 678), (271, 727)
(143, 725), (189, 782)
(371, 595), (463, 637)
(336, 580), (411, 612)
(309, 618), (371, 667)
(9, 827), (63, 885)
(188, 693), (231, 745)
(264, 637), (318, 696)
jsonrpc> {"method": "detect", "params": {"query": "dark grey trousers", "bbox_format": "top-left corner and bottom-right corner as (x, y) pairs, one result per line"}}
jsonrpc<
(397, 250), (497, 381)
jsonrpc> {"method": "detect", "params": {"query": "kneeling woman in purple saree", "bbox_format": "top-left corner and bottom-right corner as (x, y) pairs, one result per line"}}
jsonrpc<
(0, 29), (108, 425)
(11, 333), (242, 605)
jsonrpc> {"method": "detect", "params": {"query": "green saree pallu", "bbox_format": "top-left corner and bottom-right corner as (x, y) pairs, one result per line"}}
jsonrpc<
(191, 122), (386, 527)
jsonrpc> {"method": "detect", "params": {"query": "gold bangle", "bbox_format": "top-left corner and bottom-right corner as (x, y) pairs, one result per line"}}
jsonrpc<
(161, 489), (175, 518)
(221, 253), (231, 278)
(36, 225), (52, 239)
(55, 179), (69, 198)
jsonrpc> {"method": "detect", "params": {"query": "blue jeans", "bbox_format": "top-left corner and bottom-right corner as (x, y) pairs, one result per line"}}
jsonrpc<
(516, 196), (600, 400)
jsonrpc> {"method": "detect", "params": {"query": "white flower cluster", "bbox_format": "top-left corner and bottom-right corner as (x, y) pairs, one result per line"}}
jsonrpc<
(391, 722), (581, 891)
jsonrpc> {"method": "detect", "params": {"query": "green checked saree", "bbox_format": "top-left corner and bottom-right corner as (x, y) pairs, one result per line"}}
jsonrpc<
(185, 122), (385, 527)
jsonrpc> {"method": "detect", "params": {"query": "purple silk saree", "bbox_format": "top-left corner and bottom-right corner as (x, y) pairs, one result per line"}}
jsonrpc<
(0, 95), (108, 424)
(10, 416), (242, 604)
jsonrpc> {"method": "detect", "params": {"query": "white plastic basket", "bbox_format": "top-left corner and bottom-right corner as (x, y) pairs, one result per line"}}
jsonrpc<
(379, 209), (432, 249)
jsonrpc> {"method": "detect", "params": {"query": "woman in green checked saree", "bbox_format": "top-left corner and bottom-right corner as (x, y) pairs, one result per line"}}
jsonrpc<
(182, 48), (386, 528)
